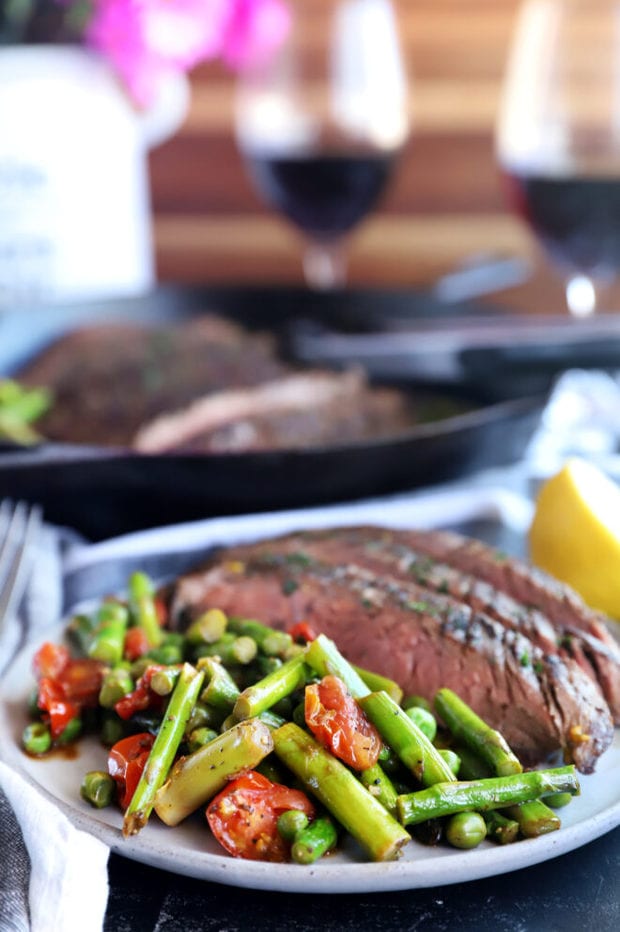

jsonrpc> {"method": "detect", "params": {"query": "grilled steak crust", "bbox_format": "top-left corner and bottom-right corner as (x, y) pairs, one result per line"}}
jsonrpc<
(169, 544), (614, 773)
(222, 526), (620, 723)
(400, 528), (619, 649)
(17, 317), (288, 447)
(132, 370), (414, 454)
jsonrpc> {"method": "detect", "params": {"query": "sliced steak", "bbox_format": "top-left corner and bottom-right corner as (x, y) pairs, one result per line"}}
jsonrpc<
(168, 550), (613, 772)
(222, 526), (620, 722)
(17, 316), (288, 447)
(400, 528), (619, 647)
(132, 370), (414, 453)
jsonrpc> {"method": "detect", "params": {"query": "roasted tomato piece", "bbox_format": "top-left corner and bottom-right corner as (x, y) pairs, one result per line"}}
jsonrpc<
(33, 642), (71, 680)
(57, 658), (106, 706)
(37, 677), (81, 740)
(305, 675), (382, 770)
(107, 732), (155, 809)
(206, 770), (316, 862)
(123, 627), (151, 661)
(287, 621), (318, 643)
(114, 665), (165, 720)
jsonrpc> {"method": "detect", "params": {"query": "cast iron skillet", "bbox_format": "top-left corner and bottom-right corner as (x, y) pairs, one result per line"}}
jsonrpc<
(0, 286), (545, 540)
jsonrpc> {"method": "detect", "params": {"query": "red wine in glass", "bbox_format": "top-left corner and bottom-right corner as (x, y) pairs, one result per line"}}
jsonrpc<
(235, 0), (409, 289)
(502, 169), (620, 279)
(244, 149), (396, 240)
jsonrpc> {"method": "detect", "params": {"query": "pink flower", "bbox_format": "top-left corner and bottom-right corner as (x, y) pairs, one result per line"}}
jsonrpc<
(220, 0), (291, 71)
(87, 0), (290, 107)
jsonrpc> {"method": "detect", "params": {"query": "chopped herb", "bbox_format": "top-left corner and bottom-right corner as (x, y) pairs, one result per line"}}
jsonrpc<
(533, 661), (544, 675)
(407, 600), (439, 616)
(437, 580), (449, 595)
(519, 652), (530, 667)
(281, 579), (298, 596)
(284, 552), (313, 568)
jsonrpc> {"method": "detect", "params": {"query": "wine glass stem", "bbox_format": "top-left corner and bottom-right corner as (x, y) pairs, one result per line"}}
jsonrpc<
(303, 239), (348, 290)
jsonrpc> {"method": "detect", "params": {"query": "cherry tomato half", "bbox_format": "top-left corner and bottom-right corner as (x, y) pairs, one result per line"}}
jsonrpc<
(37, 677), (81, 740)
(107, 732), (155, 809)
(114, 666), (165, 720)
(305, 675), (382, 770)
(123, 627), (151, 661)
(287, 621), (318, 644)
(33, 642), (71, 680)
(206, 770), (316, 862)
(57, 658), (106, 706)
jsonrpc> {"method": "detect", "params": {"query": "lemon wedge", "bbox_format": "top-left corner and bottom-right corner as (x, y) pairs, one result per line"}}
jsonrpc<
(529, 457), (620, 618)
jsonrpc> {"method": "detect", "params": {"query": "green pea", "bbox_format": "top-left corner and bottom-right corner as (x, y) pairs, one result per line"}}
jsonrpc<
(445, 811), (487, 849)
(22, 721), (52, 755)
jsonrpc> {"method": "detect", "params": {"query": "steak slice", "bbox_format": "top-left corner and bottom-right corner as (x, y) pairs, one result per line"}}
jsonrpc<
(168, 549), (613, 772)
(222, 526), (620, 723)
(17, 316), (288, 447)
(400, 528), (620, 648)
(132, 370), (414, 453)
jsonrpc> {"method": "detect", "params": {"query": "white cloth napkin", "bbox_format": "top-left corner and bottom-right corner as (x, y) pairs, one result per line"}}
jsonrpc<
(0, 523), (109, 932)
(0, 476), (534, 930)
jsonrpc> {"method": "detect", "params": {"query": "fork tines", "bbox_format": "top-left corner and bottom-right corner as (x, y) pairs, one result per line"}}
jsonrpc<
(0, 499), (43, 628)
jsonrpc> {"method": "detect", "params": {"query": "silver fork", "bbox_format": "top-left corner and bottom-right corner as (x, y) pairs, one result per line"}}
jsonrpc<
(0, 500), (43, 634)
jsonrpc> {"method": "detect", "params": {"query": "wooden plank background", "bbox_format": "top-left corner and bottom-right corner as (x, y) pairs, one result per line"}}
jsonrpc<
(147, 0), (578, 313)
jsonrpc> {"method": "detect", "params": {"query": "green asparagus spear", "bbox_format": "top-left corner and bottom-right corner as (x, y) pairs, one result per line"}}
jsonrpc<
(277, 809), (310, 841)
(227, 617), (293, 657)
(80, 771), (115, 809)
(154, 719), (274, 826)
(273, 722), (410, 862)
(304, 635), (369, 698)
(196, 632), (257, 665)
(291, 816), (338, 864)
(185, 609), (228, 645)
(0, 380), (51, 444)
(359, 763), (400, 817)
(99, 666), (134, 709)
(123, 663), (205, 836)
(397, 766), (580, 826)
(128, 571), (163, 648)
(434, 688), (522, 777)
(233, 653), (308, 720)
(197, 656), (241, 710)
(351, 665), (403, 704)
(503, 801), (561, 837)
(482, 810), (520, 844)
(359, 691), (457, 787)
(88, 602), (128, 665)
(455, 730), (561, 836)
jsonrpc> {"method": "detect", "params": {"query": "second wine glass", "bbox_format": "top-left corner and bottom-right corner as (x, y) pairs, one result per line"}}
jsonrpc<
(496, 0), (620, 317)
(235, 0), (410, 289)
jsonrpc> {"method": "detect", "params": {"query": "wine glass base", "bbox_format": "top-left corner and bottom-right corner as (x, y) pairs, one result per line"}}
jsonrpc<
(565, 276), (597, 317)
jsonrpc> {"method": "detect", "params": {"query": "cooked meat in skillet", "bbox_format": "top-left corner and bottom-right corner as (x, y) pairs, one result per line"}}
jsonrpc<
(16, 317), (288, 447)
(133, 370), (415, 453)
(165, 527), (617, 773)
(16, 317), (418, 451)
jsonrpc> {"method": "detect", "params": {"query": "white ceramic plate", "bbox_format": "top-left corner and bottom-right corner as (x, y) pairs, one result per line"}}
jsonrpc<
(1, 625), (619, 893)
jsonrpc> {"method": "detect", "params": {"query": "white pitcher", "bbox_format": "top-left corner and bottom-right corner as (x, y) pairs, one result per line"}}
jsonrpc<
(0, 46), (188, 309)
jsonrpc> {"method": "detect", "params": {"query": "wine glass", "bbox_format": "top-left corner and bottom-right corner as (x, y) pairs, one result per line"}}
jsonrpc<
(496, 0), (620, 317)
(234, 0), (410, 290)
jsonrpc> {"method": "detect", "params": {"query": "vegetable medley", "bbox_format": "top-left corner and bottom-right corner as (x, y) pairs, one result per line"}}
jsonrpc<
(22, 570), (580, 864)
